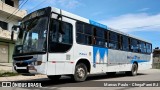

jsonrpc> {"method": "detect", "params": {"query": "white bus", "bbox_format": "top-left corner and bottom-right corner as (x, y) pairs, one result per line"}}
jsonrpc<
(12, 7), (152, 81)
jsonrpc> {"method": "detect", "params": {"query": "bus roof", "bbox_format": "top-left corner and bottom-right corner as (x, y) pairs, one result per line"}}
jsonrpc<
(50, 6), (151, 43)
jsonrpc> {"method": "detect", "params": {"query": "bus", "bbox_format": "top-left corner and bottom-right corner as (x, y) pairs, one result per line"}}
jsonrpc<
(12, 7), (152, 82)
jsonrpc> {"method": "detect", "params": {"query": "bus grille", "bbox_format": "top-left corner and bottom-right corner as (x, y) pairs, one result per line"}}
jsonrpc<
(14, 56), (33, 61)
(16, 62), (28, 67)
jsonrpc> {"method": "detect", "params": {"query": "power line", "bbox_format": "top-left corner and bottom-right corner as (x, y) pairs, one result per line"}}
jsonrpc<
(4, 0), (29, 22)
(27, 0), (51, 13)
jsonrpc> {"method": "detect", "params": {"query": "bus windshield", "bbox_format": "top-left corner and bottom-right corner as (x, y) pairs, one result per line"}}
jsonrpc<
(14, 16), (48, 55)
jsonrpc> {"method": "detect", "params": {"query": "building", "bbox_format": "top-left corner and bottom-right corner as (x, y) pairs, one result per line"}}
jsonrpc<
(153, 48), (160, 69)
(0, 0), (26, 63)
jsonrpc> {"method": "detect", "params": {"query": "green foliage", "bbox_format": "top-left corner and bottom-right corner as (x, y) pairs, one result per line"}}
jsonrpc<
(0, 71), (19, 77)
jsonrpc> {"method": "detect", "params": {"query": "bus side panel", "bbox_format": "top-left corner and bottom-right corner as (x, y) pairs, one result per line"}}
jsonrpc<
(107, 49), (132, 72)
(90, 46), (108, 74)
(46, 61), (56, 75)
(107, 49), (151, 72)
(30, 55), (48, 74)
(73, 44), (93, 73)
(47, 53), (74, 75)
(136, 54), (152, 70)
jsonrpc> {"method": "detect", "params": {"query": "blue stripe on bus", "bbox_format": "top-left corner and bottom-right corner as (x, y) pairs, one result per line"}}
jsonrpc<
(89, 20), (107, 29)
(93, 47), (108, 68)
(131, 60), (149, 63)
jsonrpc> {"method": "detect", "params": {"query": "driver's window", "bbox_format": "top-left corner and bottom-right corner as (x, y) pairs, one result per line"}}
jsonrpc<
(50, 19), (59, 42)
(49, 18), (73, 53)
(49, 19), (72, 44)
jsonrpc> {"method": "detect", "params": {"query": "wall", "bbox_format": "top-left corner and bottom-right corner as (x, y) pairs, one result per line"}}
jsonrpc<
(1, 0), (19, 8)
(153, 50), (160, 69)
(0, 14), (19, 31)
(0, 42), (8, 63)
(0, 0), (25, 63)
(9, 43), (14, 63)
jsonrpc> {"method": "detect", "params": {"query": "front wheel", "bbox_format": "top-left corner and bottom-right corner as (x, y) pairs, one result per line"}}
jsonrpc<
(126, 63), (138, 76)
(73, 63), (88, 82)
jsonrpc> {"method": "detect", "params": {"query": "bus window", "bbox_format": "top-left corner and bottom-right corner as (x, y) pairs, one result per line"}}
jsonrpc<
(49, 19), (73, 52)
(76, 22), (93, 46)
(130, 39), (139, 52)
(76, 22), (84, 33)
(108, 32), (118, 49)
(84, 24), (92, 35)
(77, 34), (91, 45)
(77, 33), (85, 44)
(50, 19), (58, 42)
(146, 43), (152, 54)
(122, 36), (129, 51)
(61, 23), (73, 44)
(118, 35), (122, 50)
(84, 35), (92, 45)
(92, 27), (105, 47)
(95, 37), (105, 47)
(139, 41), (146, 53)
(96, 27), (104, 38)
(104, 31), (108, 47)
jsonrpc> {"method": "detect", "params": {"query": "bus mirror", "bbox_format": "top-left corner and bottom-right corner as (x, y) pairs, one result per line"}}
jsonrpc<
(12, 25), (20, 31)
(18, 29), (24, 39)
(11, 25), (20, 41)
(11, 31), (14, 41)
(57, 14), (62, 20)
(59, 22), (65, 34)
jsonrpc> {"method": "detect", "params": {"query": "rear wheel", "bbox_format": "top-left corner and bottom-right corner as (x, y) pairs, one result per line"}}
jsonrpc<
(47, 75), (61, 81)
(126, 63), (138, 76)
(73, 63), (88, 82)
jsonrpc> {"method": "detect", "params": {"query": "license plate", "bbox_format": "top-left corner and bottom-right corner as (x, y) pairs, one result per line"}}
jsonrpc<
(16, 67), (27, 69)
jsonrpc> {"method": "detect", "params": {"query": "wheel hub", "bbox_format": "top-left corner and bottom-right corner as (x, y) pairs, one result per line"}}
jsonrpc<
(77, 67), (85, 78)
(132, 65), (137, 74)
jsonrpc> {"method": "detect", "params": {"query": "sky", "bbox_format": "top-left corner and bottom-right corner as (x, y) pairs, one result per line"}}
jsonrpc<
(21, 0), (160, 49)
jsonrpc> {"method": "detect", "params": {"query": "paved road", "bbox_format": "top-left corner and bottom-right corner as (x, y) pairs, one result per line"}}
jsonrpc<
(0, 69), (160, 90)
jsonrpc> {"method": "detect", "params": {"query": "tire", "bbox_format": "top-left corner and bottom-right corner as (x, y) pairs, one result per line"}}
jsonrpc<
(47, 75), (61, 81)
(73, 63), (88, 82)
(126, 63), (138, 76)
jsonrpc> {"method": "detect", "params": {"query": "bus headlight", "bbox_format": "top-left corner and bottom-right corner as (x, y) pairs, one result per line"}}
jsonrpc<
(36, 61), (42, 65)
(31, 61), (42, 66)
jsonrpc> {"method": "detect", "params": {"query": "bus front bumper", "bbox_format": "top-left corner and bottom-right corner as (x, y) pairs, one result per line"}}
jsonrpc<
(13, 59), (39, 74)
(14, 65), (38, 74)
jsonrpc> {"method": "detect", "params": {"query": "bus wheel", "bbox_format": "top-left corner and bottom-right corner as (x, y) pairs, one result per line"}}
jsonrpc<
(126, 63), (138, 76)
(73, 63), (88, 82)
(47, 75), (61, 81)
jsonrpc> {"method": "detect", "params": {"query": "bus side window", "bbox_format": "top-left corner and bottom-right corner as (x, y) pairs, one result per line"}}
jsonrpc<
(92, 27), (105, 47)
(139, 41), (146, 53)
(130, 39), (139, 52)
(84, 23), (92, 35)
(76, 22), (92, 45)
(76, 22), (83, 33)
(118, 35), (122, 50)
(84, 24), (92, 45)
(61, 22), (73, 44)
(104, 31), (108, 47)
(146, 43), (152, 54)
(108, 31), (118, 49)
(122, 36), (129, 51)
(93, 27), (96, 45)
(49, 19), (73, 52)
(49, 19), (59, 42)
